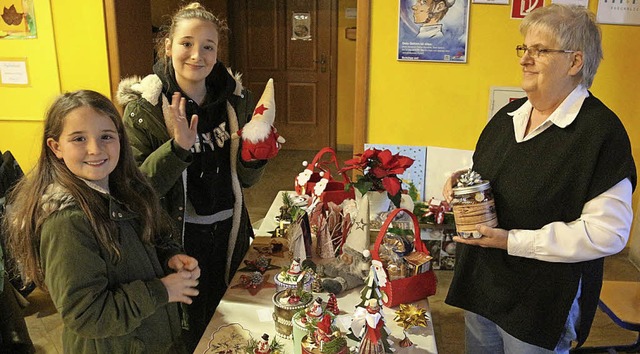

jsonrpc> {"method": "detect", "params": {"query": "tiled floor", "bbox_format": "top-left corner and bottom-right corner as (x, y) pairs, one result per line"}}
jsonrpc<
(19, 149), (640, 353)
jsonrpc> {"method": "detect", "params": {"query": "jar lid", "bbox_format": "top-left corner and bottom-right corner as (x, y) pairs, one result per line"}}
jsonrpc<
(452, 180), (491, 195)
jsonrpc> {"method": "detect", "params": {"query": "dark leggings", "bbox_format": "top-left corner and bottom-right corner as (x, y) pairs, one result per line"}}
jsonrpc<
(182, 219), (232, 353)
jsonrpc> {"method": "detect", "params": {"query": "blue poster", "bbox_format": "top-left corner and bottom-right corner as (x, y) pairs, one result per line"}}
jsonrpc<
(397, 0), (470, 62)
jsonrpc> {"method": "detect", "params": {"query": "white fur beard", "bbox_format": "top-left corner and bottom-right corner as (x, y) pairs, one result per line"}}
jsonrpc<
(242, 121), (272, 143)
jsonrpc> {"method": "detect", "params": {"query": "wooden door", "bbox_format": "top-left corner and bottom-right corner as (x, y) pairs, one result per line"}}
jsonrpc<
(229, 0), (337, 150)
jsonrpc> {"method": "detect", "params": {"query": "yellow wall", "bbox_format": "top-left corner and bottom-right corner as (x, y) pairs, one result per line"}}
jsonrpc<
(337, 0), (357, 149)
(0, 0), (110, 171)
(368, 2), (640, 201)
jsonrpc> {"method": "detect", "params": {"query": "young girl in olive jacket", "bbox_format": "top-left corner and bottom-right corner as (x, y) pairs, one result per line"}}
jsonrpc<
(3, 90), (200, 354)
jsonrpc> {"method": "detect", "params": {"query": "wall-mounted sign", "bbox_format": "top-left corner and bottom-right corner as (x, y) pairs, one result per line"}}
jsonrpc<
(291, 12), (312, 41)
(596, 0), (640, 25)
(511, 0), (543, 19)
(0, 58), (29, 86)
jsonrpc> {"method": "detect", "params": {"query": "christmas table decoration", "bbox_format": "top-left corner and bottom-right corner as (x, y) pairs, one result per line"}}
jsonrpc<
(294, 147), (355, 205)
(238, 255), (279, 273)
(451, 169), (498, 238)
(253, 240), (286, 258)
(372, 208), (437, 308)
(274, 258), (314, 291)
(326, 293), (340, 316)
(338, 148), (414, 210)
(300, 314), (348, 354)
(232, 78), (285, 161)
(316, 247), (372, 295)
(272, 280), (314, 339)
(231, 271), (276, 296)
(349, 265), (394, 354)
(245, 333), (284, 354)
(292, 297), (335, 354)
(310, 200), (354, 259)
(393, 304), (430, 347)
(415, 197), (453, 225)
(273, 192), (308, 239)
(287, 212), (313, 261)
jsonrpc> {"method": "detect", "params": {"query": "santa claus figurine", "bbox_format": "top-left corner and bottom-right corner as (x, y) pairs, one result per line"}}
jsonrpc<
(233, 78), (285, 161)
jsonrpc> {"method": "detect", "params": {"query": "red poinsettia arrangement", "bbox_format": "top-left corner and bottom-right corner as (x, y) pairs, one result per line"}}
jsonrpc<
(339, 148), (414, 207)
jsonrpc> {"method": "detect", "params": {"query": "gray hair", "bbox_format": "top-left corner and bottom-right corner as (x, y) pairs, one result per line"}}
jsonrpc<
(520, 4), (602, 88)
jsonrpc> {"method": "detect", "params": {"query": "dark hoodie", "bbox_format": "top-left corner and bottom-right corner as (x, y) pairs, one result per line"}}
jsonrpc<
(153, 60), (236, 216)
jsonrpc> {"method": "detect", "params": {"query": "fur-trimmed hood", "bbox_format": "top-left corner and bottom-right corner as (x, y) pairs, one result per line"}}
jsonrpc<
(40, 183), (76, 220)
(116, 67), (244, 108)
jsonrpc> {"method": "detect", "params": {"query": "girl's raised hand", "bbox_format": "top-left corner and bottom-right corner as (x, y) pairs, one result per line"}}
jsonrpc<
(164, 92), (199, 151)
(160, 270), (199, 304)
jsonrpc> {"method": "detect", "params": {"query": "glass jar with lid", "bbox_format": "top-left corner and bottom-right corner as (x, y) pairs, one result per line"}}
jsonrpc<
(451, 180), (498, 238)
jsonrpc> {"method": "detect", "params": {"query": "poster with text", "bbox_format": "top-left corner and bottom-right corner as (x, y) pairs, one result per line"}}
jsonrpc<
(397, 0), (470, 62)
(596, 0), (640, 25)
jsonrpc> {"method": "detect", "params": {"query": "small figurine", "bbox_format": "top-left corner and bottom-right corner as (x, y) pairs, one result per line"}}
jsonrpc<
(232, 78), (285, 161)
(288, 257), (302, 275)
(314, 314), (333, 345)
(254, 333), (271, 354)
(306, 297), (324, 319)
(358, 299), (385, 354)
(326, 293), (340, 315)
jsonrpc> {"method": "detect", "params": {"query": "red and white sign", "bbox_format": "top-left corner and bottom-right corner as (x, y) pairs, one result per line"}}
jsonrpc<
(511, 0), (544, 19)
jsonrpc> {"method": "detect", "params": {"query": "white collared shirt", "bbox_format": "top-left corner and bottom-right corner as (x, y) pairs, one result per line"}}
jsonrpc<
(505, 86), (633, 262)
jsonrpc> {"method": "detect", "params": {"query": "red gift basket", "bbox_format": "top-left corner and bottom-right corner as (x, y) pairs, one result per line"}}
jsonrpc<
(372, 208), (437, 308)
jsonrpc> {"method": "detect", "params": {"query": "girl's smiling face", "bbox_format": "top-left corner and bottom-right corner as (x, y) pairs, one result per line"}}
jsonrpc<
(166, 18), (219, 90)
(47, 106), (120, 190)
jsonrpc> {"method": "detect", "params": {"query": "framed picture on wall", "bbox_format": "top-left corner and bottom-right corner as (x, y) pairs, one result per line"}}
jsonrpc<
(397, 0), (470, 62)
(0, 0), (37, 39)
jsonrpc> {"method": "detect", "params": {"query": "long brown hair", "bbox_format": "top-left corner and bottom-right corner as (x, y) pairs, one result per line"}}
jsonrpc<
(3, 90), (173, 288)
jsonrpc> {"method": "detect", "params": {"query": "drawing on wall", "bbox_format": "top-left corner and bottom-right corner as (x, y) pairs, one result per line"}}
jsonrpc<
(0, 0), (36, 39)
(397, 0), (470, 62)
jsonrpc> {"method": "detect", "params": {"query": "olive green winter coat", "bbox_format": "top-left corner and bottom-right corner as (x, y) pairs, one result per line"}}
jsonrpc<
(40, 185), (186, 354)
(117, 71), (265, 282)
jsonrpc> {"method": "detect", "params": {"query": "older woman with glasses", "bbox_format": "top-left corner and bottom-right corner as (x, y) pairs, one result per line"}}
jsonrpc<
(442, 4), (636, 353)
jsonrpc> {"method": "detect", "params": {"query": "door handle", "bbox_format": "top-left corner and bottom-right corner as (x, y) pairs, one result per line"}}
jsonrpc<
(314, 54), (327, 72)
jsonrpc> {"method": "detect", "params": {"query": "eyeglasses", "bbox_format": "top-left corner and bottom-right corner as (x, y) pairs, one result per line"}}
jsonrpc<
(516, 44), (576, 58)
